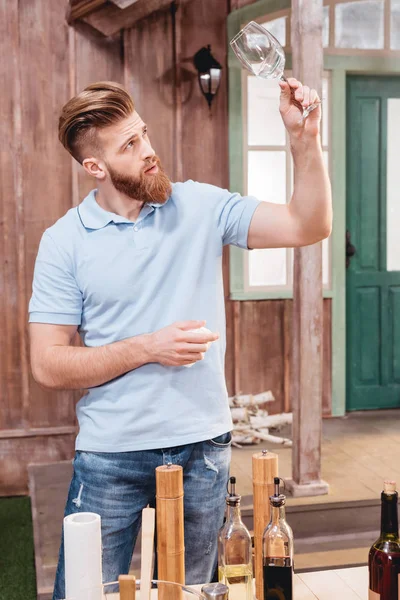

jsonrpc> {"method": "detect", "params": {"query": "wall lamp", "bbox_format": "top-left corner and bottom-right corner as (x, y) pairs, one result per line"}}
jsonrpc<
(193, 45), (222, 110)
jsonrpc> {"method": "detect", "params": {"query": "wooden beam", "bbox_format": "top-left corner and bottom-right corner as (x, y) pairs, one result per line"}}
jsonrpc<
(0, 426), (77, 439)
(82, 0), (181, 36)
(285, 0), (329, 498)
(67, 0), (107, 23)
(171, 0), (183, 182)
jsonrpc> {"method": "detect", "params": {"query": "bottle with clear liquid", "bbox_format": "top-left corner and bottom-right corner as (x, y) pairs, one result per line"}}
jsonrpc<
(369, 480), (400, 599)
(263, 477), (294, 600)
(218, 476), (253, 600)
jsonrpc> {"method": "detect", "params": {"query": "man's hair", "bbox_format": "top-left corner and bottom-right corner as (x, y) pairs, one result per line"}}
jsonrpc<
(58, 81), (135, 164)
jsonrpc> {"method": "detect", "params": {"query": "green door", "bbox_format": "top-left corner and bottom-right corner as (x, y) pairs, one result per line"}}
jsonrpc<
(346, 75), (400, 411)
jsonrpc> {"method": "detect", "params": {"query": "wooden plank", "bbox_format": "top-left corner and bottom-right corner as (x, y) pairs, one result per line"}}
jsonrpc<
(123, 9), (175, 180)
(238, 301), (285, 414)
(19, 0), (77, 430)
(0, 426), (77, 439)
(68, 0), (107, 22)
(83, 0), (183, 36)
(28, 461), (73, 599)
(171, 0), (183, 182)
(74, 22), (124, 200)
(180, 0), (229, 186)
(232, 298), (330, 416)
(0, 0), (27, 431)
(0, 435), (75, 496)
(69, 0), (140, 12)
(289, 0), (327, 494)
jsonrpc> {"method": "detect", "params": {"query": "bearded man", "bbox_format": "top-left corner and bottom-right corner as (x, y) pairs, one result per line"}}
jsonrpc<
(28, 81), (331, 599)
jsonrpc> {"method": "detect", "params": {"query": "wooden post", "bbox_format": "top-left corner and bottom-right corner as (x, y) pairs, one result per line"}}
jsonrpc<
(156, 464), (185, 600)
(285, 0), (329, 498)
(252, 450), (279, 600)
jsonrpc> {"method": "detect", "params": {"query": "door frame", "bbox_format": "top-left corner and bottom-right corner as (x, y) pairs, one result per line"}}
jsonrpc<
(326, 57), (400, 415)
(344, 71), (400, 412)
(228, 0), (400, 416)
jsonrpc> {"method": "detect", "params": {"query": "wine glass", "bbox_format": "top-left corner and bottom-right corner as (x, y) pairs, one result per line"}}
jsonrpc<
(230, 21), (320, 120)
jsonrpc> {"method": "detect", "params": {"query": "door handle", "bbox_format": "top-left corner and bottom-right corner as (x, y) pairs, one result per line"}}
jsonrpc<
(346, 229), (356, 268)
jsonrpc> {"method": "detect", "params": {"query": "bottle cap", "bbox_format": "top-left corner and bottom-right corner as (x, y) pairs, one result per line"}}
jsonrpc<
(384, 480), (397, 494)
(270, 476), (286, 507)
(201, 583), (229, 600)
(226, 475), (241, 506)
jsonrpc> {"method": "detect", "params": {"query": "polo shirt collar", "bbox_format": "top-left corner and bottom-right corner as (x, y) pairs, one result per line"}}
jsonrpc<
(78, 189), (171, 230)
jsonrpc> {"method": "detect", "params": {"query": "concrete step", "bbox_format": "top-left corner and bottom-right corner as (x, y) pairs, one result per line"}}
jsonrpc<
(241, 496), (381, 540)
(240, 496), (380, 573)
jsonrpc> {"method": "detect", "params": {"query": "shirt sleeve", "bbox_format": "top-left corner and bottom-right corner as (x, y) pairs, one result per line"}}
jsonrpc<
(216, 189), (261, 248)
(28, 231), (83, 325)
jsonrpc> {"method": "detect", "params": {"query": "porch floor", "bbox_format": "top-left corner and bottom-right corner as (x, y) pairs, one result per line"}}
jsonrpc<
(231, 408), (400, 570)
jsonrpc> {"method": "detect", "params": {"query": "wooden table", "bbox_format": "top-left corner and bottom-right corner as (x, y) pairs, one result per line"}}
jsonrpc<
(107, 566), (369, 600)
(292, 566), (368, 599)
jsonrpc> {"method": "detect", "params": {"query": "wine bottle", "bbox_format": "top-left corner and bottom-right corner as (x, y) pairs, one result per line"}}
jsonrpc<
(369, 480), (400, 599)
(263, 477), (294, 600)
(218, 476), (253, 600)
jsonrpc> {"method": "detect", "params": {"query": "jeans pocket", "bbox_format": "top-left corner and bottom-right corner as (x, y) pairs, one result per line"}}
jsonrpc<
(207, 431), (232, 448)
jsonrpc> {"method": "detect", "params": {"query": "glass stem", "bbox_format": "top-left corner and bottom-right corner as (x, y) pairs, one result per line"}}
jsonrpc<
(280, 73), (320, 121)
(280, 74), (305, 114)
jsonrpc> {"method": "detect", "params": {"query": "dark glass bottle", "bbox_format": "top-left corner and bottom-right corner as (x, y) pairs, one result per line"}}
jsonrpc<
(369, 480), (400, 599)
(262, 477), (293, 600)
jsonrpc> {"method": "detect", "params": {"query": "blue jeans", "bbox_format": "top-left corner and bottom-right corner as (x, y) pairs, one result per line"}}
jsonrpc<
(53, 433), (231, 599)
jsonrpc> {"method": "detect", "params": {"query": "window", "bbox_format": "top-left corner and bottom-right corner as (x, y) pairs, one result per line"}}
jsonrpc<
(243, 73), (331, 294)
(335, 0), (384, 49)
(254, 0), (398, 55)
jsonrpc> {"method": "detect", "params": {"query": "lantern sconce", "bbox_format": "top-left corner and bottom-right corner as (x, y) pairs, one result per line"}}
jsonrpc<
(193, 45), (222, 111)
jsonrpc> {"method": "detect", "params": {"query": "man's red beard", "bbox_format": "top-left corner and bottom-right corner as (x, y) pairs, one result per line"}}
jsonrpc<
(107, 156), (172, 204)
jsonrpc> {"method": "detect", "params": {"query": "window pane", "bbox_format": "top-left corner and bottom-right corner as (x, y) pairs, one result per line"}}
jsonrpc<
(248, 77), (285, 146)
(248, 151), (286, 203)
(335, 0), (384, 49)
(249, 248), (287, 286)
(391, 0), (400, 49)
(323, 5), (330, 48)
(322, 77), (329, 147)
(387, 99), (400, 271)
(323, 151), (331, 286)
(260, 16), (286, 47)
(248, 151), (287, 287)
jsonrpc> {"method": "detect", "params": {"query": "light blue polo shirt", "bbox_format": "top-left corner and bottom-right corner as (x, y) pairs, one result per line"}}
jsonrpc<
(29, 181), (261, 451)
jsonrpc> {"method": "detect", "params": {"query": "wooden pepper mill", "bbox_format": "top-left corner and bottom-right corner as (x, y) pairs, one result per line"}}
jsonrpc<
(156, 464), (185, 600)
(252, 450), (279, 600)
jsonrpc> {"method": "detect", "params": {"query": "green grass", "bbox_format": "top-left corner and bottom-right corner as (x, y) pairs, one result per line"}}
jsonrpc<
(0, 497), (37, 600)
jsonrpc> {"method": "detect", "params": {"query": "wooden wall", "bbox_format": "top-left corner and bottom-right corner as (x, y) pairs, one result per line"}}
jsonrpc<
(0, 0), (331, 496)
(0, 0), (125, 496)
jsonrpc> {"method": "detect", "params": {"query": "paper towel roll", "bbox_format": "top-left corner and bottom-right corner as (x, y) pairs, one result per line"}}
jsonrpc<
(183, 326), (213, 368)
(64, 512), (103, 600)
